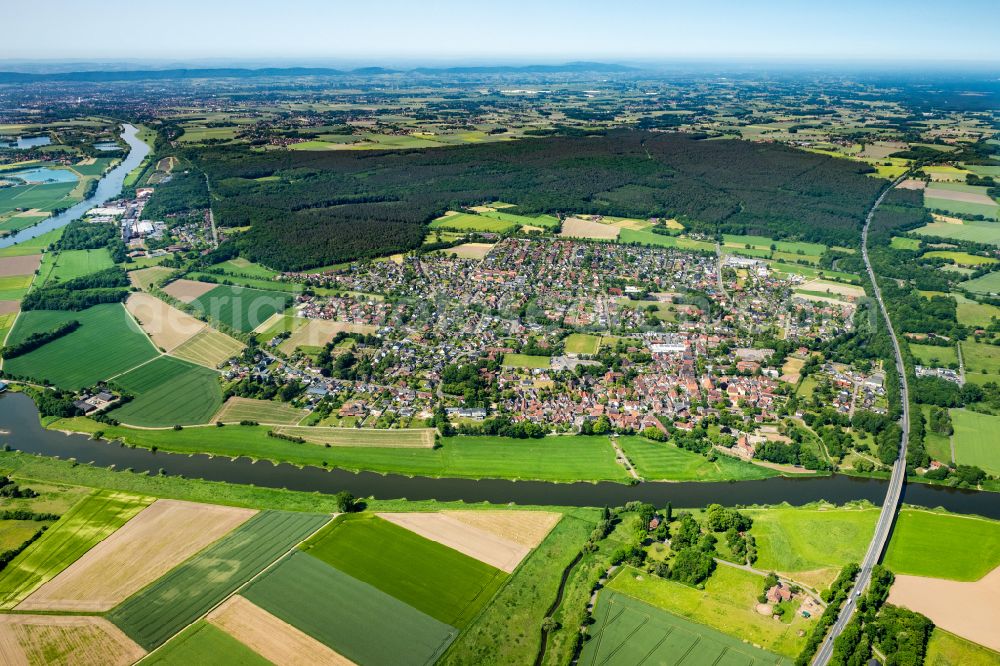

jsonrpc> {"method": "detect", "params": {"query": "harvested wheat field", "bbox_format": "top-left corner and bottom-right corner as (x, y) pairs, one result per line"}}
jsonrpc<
(442, 510), (561, 548)
(442, 242), (495, 260)
(377, 512), (532, 572)
(212, 396), (308, 425)
(128, 266), (173, 290)
(125, 292), (206, 351)
(798, 279), (866, 300)
(162, 278), (217, 303)
(559, 216), (620, 241)
(17, 499), (256, 612)
(0, 255), (41, 277)
(169, 327), (245, 368)
(208, 595), (355, 666)
(925, 188), (999, 206)
(0, 615), (145, 666)
(897, 179), (927, 190)
(278, 318), (376, 355)
(888, 565), (1000, 652)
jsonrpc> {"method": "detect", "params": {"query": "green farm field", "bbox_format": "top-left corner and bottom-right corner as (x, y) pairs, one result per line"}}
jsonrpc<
(618, 228), (715, 251)
(169, 327), (245, 368)
(109, 510), (330, 649)
(956, 298), (1000, 328)
(618, 436), (777, 481)
(924, 250), (997, 266)
(45, 421), (633, 482)
(915, 220), (1000, 246)
(921, 405), (953, 463)
(925, 197), (999, 220)
(36, 248), (114, 286)
(746, 504), (878, 589)
(608, 565), (809, 658)
(925, 628), (1000, 666)
(580, 590), (790, 666)
(141, 621), (271, 666)
(961, 271), (1000, 295)
(957, 340), (1000, 383)
(890, 236), (921, 250)
(273, 426), (434, 447)
(5, 304), (158, 390)
(429, 212), (515, 233)
(0, 228), (63, 259)
(0, 520), (50, 551)
(479, 210), (560, 229)
(947, 409), (1000, 475)
(502, 353), (550, 369)
(108, 356), (223, 427)
(191, 284), (292, 332)
(212, 396), (306, 425)
(723, 234), (825, 256)
(214, 257), (279, 279)
(302, 513), (507, 628)
(0, 181), (76, 216)
(0, 490), (150, 609)
(0, 274), (32, 300)
(244, 551), (457, 666)
(884, 509), (1000, 581)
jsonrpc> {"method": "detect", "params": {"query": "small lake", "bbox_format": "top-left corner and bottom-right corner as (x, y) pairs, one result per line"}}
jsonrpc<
(0, 392), (996, 516)
(0, 124), (149, 249)
(5, 167), (78, 185)
(0, 136), (52, 149)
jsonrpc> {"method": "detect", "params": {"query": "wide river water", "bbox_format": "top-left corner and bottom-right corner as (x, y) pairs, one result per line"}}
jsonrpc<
(0, 124), (149, 249)
(0, 393), (996, 516)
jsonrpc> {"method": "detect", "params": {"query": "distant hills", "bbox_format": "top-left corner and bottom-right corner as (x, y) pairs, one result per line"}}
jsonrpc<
(0, 62), (635, 84)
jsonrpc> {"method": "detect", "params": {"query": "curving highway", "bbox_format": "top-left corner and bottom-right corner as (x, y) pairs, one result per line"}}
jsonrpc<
(813, 179), (911, 665)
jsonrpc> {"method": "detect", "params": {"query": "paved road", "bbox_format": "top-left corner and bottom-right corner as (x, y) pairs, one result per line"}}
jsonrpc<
(813, 179), (911, 665)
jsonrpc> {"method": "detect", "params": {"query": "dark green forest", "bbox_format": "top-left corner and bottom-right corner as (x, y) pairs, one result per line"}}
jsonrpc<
(178, 131), (883, 270)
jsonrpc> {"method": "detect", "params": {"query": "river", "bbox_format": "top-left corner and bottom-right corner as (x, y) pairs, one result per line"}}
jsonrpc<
(1, 393), (996, 516)
(0, 124), (150, 249)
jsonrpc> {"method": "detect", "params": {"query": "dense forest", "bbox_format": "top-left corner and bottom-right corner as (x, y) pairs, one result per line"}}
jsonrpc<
(181, 131), (883, 270)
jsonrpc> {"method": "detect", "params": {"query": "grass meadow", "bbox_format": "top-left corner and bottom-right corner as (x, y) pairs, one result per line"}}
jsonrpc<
(108, 356), (223, 427)
(909, 342), (958, 367)
(563, 333), (601, 355)
(191, 284), (292, 333)
(5, 304), (157, 389)
(618, 437), (777, 481)
(957, 341), (1000, 383)
(884, 509), (1000, 581)
(915, 219), (1000, 246)
(302, 513), (507, 628)
(36, 248), (114, 286)
(947, 409), (1000, 475)
(961, 271), (1000, 295)
(0, 490), (150, 609)
(429, 212), (516, 233)
(502, 353), (550, 369)
(925, 628), (1000, 666)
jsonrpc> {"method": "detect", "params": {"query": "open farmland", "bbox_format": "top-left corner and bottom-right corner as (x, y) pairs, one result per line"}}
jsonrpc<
(948, 409), (1000, 475)
(17, 499), (255, 612)
(960, 271), (1000, 295)
(277, 318), (375, 355)
(441, 510), (561, 548)
(302, 513), (507, 629)
(161, 278), (217, 303)
(437, 242), (494, 259)
(0, 274), (32, 301)
(191, 284), (292, 332)
(619, 436), (777, 482)
(168, 327), (245, 368)
(128, 266), (173, 290)
(141, 621), (269, 666)
(36, 248), (113, 286)
(125, 292), (206, 351)
(273, 425), (434, 447)
(207, 595), (354, 666)
(243, 551), (457, 666)
(0, 615), (146, 666)
(884, 509), (1000, 581)
(4, 304), (157, 390)
(581, 590), (790, 666)
(607, 565), (813, 658)
(957, 340), (1000, 382)
(107, 356), (223, 427)
(559, 216), (619, 240)
(914, 219), (1000, 246)
(0, 254), (41, 277)
(377, 512), (532, 572)
(429, 211), (515, 233)
(212, 396), (307, 425)
(0, 491), (151, 609)
(925, 628), (1000, 666)
(108, 510), (329, 649)
(909, 342), (958, 367)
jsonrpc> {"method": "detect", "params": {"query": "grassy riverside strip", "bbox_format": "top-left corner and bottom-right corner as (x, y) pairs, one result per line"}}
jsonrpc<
(243, 551), (458, 665)
(45, 419), (632, 482)
(0, 490), (151, 609)
(108, 510), (330, 649)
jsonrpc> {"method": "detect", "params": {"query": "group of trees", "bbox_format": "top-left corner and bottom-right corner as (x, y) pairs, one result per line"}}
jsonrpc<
(0, 320), (79, 358)
(180, 130), (883, 271)
(57, 220), (127, 264)
(21, 267), (130, 311)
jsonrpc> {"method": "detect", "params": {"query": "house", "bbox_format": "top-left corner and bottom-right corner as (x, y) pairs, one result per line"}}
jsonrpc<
(648, 516), (661, 531)
(766, 583), (792, 604)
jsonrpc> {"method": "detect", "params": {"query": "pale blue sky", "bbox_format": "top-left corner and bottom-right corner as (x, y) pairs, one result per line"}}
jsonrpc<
(4, 0), (999, 63)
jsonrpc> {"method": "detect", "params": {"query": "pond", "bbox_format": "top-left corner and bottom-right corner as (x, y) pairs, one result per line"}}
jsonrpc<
(0, 136), (52, 149)
(0, 392), (996, 516)
(5, 167), (78, 185)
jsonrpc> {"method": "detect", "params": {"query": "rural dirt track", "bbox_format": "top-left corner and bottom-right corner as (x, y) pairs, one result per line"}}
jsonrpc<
(17, 499), (256, 612)
(0, 615), (145, 666)
(378, 512), (531, 572)
(925, 188), (999, 206)
(125, 292), (206, 351)
(443, 510), (562, 548)
(887, 565), (1000, 652)
(208, 595), (356, 666)
(162, 278), (217, 303)
(559, 217), (620, 240)
(0, 254), (41, 277)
